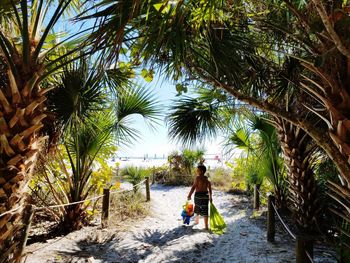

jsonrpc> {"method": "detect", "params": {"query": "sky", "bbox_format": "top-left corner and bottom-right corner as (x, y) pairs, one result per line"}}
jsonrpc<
(117, 74), (225, 158)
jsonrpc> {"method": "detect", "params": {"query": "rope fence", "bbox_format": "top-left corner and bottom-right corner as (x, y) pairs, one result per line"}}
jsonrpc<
(270, 201), (296, 240)
(306, 251), (314, 263)
(256, 187), (296, 240)
(0, 179), (148, 218)
(21, 177), (150, 261)
(255, 185), (314, 263)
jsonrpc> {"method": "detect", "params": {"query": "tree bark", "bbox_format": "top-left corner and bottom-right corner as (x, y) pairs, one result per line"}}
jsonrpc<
(311, 0), (350, 59)
(276, 118), (320, 232)
(0, 60), (46, 262)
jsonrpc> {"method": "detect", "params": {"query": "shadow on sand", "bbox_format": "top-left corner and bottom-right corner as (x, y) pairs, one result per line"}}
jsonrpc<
(50, 192), (336, 263)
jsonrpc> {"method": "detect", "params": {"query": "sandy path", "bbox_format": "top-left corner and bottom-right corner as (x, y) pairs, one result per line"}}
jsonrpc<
(25, 185), (335, 263)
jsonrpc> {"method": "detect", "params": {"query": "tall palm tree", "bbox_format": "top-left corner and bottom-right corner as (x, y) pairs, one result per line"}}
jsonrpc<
(0, 1), (90, 260)
(0, 0), (138, 260)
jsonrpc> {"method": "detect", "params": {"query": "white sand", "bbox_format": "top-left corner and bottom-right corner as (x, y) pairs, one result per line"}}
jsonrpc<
(25, 185), (335, 263)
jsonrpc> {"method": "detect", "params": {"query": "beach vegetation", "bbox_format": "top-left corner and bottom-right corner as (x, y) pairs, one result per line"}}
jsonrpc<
(121, 166), (150, 193)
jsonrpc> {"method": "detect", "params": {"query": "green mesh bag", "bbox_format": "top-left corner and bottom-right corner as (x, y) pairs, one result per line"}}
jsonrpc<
(209, 202), (226, 234)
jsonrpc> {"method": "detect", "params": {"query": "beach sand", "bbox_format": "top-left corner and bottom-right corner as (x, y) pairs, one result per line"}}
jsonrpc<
(25, 185), (335, 263)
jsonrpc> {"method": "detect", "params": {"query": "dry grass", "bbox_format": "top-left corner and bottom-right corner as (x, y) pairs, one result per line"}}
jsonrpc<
(208, 167), (233, 191)
(108, 191), (150, 228)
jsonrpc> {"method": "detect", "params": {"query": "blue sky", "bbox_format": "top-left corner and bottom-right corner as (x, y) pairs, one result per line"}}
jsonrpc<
(117, 74), (225, 158)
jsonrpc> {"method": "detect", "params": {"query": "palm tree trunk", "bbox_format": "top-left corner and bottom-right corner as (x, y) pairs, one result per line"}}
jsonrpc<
(276, 118), (320, 232)
(61, 203), (85, 232)
(0, 58), (46, 262)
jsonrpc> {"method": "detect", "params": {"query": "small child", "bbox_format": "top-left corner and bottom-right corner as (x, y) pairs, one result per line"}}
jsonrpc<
(187, 164), (212, 230)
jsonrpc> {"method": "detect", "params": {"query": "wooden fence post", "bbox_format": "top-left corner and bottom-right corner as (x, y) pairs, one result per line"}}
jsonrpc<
(152, 166), (155, 184)
(17, 204), (34, 260)
(145, 177), (150, 201)
(253, 184), (260, 210)
(296, 235), (313, 263)
(267, 195), (275, 242)
(101, 188), (110, 228)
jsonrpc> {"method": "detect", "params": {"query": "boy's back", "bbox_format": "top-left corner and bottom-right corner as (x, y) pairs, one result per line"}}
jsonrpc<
(195, 175), (210, 192)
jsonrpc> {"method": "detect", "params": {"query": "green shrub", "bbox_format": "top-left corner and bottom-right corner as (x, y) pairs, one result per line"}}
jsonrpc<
(228, 159), (249, 191)
(168, 148), (205, 176)
(121, 166), (150, 192)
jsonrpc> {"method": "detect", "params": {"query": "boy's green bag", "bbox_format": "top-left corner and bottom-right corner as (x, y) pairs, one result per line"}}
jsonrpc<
(209, 202), (226, 234)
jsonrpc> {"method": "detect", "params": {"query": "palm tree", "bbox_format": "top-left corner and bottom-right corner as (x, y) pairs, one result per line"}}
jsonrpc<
(121, 166), (149, 193)
(58, 112), (115, 231)
(226, 114), (287, 207)
(35, 57), (160, 231)
(0, 1), (91, 259)
(0, 1), (140, 260)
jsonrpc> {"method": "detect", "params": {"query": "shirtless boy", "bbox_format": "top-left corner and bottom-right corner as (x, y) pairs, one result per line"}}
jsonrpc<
(187, 164), (212, 230)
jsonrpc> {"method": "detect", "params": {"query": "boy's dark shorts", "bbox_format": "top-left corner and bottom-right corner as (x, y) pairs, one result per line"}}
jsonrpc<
(194, 191), (209, 216)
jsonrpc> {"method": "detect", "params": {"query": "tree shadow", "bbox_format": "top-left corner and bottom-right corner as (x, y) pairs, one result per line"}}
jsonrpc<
(133, 226), (195, 247)
(53, 225), (209, 262)
(43, 213), (336, 263)
(53, 233), (124, 262)
(38, 190), (336, 263)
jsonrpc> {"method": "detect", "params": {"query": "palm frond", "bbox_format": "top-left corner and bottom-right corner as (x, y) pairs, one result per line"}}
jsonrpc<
(225, 127), (253, 152)
(114, 118), (141, 146)
(79, 0), (143, 64)
(167, 96), (222, 146)
(117, 85), (161, 127)
(120, 165), (148, 191)
(65, 110), (114, 160)
(48, 58), (106, 130)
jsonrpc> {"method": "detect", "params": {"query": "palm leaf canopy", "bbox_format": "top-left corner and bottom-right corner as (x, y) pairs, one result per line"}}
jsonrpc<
(248, 115), (280, 154)
(48, 56), (161, 148)
(80, 0), (145, 63)
(167, 95), (223, 146)
(225, 127), (253, 153)
(0, 0), (90, 81)
(133, 1), (273, 96)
